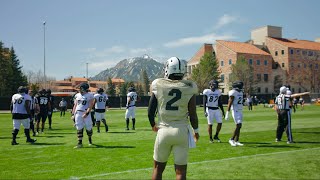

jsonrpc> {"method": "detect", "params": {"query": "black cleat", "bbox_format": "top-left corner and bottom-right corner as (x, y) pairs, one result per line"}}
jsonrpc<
(214, 135), (221, 143)
(26, 139), (37, 144)
(11, 141), (19, 145)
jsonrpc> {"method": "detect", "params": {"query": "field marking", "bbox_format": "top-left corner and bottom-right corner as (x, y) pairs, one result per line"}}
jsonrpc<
(72, 147), (320, 179)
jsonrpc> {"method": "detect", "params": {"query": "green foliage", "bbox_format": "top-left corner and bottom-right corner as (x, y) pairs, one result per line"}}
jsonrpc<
(0, 42), (27, 96)
(106, 77), (116, 96)
(141, 69), (150, 95)
(230, 56), (255, 94)
(120, 82), (129, 96)
(0, 105), (319, 179)
(191, 52), (219, 92)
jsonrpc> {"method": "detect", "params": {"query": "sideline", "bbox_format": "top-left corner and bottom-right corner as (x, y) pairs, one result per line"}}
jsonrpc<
(71, 147), (320, 179)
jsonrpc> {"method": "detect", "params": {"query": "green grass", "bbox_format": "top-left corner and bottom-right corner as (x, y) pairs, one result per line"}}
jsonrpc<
(0, 105), (320, 179)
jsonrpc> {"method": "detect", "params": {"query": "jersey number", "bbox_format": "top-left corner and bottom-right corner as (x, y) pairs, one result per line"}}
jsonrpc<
(237, 97), (243, 104)
(209, 96), (218, 102)
(98, 96), (106, 102)
(166, 89), (181, 110)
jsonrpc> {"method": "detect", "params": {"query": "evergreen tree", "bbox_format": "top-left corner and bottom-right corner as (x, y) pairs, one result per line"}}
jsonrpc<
(229, 56), (255, 94)
(106, 77), (116, 96)
(120, 82), (129, 96)
(9, 47), (27, 94)
(136, 83), (144, 96)
(141, 69), (150, 95)
(0, 42), (13, 96)
(191, 52), (219, 92)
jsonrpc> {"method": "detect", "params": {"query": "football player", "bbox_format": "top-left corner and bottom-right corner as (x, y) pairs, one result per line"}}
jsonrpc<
(71, 83), (95, 148)
(35, 89), (51, 134)
(10, 86), (36, 145)
(47, 89), (55, 129)
(28, 89), (38, 136)
(125, 86), (138, 130)
(203, 80), (225, 143)
(93, 88), (109, 133)
(148, 57), (199, 179)
(225, 81), (244, 147)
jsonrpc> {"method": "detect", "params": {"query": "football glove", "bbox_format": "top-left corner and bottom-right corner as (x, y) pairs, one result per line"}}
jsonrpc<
(204, 112), (208, 117)
(225, 111), (229, 121)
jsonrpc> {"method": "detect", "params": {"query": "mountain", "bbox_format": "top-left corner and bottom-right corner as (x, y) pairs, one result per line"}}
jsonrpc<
(91, 55), (164, 82)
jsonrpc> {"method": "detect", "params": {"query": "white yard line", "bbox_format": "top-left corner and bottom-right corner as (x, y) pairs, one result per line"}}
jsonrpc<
(72, 147), (320, 179)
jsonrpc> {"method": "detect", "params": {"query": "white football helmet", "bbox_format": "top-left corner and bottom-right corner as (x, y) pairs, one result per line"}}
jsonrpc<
(164, 57), (187, 79)
(280, 86), (287, 94)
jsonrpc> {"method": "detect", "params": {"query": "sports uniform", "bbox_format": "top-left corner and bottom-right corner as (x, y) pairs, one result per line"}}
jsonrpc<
(47, 89), (55, 129)
(225, 81), (244, 147)
(93, 88), (109, 133)
(148, 57), (199, 179)
(35, 89), (50, 133)
(10, 86), (36, 145)
(125, 87), (138, 130)
(72, 83), (94, 148)
(203, 80), (225, 143)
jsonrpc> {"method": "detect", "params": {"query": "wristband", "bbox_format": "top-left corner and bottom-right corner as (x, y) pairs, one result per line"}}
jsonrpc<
(193, 128), (199, 133)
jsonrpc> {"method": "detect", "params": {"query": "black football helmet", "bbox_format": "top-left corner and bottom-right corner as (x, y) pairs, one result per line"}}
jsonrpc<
(46, 89), (52, 95)
(209, 80), (219, 90)
(39, 89), (47, 95)
(17, 86), (27, 93)
(97, 88), (104, 94)
(79, 82), (89, 93)
(232, 80), (244, 91)
(128, 87), (135, 92)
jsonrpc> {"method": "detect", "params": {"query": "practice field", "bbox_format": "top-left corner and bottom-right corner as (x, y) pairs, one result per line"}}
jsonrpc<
(0, 105), (319, 179)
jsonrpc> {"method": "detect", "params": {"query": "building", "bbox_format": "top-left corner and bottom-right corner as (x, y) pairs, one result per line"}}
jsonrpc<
(187, 25), (320, 94)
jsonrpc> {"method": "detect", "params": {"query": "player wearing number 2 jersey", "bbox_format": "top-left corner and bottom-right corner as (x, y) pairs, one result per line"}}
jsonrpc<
(71, 82), (94, 148)
(225, 81), (244, 147)
(148, 57), (199, 180)
(93, 88), (109, 133)
(203, 80), (225, 143)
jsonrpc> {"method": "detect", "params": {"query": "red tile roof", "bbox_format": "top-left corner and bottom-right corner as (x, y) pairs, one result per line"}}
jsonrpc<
(188, 44), (213, 65)
(267, 37), (320, 51)
(217, 40), (270, 55)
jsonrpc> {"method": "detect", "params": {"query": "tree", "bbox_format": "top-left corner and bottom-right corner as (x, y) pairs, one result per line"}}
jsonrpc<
(9, 47), (28, 93)
(136, 83), (144, 96)
(0, 42), (12, 96)
(106, 77), (116, 96)
(191, 52), (219, 92)
(120, 82), (129, 96)
(229, 56), (255, 94)
(141, 69), (150, 95)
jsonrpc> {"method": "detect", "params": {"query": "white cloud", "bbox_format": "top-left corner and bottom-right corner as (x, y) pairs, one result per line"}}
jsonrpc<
(214, 14), (238, 29)
(164, 33), (235, 48)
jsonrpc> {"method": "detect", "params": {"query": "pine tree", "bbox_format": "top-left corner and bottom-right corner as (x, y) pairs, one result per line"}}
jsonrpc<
(9, 47), (27, 94)
(141, 69), (150, 95)
(106, 77), (116, 96)
(0, 42), (14, 96)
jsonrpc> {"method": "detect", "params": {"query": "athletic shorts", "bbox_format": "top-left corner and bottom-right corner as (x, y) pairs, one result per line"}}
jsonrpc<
(75, 111), (93, 130)
(125, 106), (136, 119)
(13, 118), (30, 130)
(153, 125), (189, 165)
(206, 108), (223, 124)
(231, 110), (243, 124)
(95, 112), (106, 121)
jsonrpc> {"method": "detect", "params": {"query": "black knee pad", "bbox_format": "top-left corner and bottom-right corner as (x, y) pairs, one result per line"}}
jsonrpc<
(237, 123), (242, 129)
(12, 129), (19, 135)
(77, 129), (84, 138)
(86, 129), (93, 136)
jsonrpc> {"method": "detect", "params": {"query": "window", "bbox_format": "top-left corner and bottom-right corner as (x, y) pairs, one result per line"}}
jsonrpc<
(281, 50), (285, 55)
(304, 63), (306, 68)
(257, 87), (261, 93)
(308, 51), (314, 56)
(275, 51), (278, 56)
(265, 87), (268, 93)
(220, 60), (224, 66)
(257, 74), (261, 81)
(316, 64), (319, 69)
(221, 74), (225, 82)
(264, 74), (268, 81)
(249, 59), (253, 65)
(291, 62), (294, 68)
(264, 60), (268, 66)
(298, 88), (301, 93)
(222, 88), (224, 93)
(256, 60), (260, 65)
(229, 59), (232, 65)
(298, 63), (301, 68)
(309, 64), (313, 69)
(296, 50), (300, 54)
(292, 88), (295, 93)
(302, 51), (307, 55)
(282, 63), (285, 67)
(290, 49), (294, 54)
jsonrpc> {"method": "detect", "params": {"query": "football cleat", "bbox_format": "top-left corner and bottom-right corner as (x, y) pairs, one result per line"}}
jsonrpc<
(214, 135), (221, 143)
(26, 139), (37, 144)
(275, 138), (281, 142)
(74, 144), (83, 149)
(229, 139), (236, 147)
(235, 141), (244, 146)
(11, 141), (19, 145)
(209, 138), (214, 143)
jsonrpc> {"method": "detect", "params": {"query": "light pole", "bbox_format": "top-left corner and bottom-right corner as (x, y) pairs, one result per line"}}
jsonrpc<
(43, 21), (46, 88)
(86, 62), (89, 79)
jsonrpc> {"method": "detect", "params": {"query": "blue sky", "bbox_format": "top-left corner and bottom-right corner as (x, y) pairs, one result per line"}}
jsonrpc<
(1, 0), (319, 80)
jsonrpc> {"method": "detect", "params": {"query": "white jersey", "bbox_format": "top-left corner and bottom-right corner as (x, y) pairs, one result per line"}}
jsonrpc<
(203, 89), (221, 108)
(11, 93), (32, 114)
(94, 93), (108, 110)
(74, 92), (94, 111)
(228, 89), (243, 111)
(126, 92), (137, 107)
(151, 78), (198, 126)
